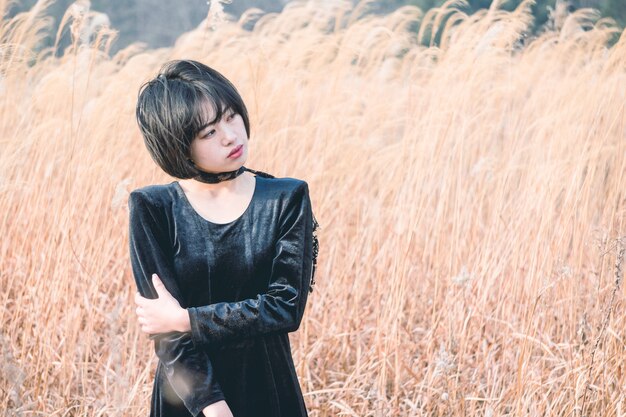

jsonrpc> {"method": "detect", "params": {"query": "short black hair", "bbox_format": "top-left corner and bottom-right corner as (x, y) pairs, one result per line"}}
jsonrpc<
(135, 59), (251, 179)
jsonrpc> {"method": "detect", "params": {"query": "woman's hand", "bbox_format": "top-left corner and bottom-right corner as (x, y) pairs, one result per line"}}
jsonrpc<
(203, 400), (234, 417)
(134, 274), (191, 334)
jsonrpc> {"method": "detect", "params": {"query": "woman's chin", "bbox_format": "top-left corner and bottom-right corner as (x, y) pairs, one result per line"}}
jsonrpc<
(235, 154), (248, 167)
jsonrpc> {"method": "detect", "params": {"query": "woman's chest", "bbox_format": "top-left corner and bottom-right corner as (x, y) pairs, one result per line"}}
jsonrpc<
(169, 204), (279, 306)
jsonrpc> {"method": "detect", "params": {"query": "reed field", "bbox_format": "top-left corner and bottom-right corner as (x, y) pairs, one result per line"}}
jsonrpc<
(1, 0), (625, 415)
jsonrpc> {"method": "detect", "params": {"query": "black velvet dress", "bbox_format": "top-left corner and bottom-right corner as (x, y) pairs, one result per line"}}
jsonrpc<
(127, 174), (314, 417)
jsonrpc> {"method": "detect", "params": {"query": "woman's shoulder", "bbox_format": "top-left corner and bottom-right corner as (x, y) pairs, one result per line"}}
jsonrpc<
(128, 182), (175, 210)
(257, 177), (309, 199)
(258, 175), (308, 195)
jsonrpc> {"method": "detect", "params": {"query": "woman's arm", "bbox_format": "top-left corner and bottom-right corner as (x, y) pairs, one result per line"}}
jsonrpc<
(136, 181), (314, 348)
(128, 190), (228, 416)
(203, 401), (234, 417)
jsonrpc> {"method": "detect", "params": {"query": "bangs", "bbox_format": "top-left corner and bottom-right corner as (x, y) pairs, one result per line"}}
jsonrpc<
(188, 85), (239, 139)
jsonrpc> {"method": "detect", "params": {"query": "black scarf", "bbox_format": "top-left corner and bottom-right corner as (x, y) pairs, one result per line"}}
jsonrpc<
(193, 165), (247, 183)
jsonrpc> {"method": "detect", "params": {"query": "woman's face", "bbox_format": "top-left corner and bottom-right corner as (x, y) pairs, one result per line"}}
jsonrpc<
(189, 100), (249, 173)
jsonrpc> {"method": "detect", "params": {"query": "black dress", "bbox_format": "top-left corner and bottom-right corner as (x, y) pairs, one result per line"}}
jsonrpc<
(127, 174), (314, 417)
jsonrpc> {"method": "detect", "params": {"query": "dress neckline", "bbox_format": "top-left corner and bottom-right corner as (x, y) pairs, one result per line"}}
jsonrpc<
(172, 175), (259, 226)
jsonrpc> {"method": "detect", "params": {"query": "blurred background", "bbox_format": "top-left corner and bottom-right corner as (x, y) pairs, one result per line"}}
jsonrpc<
(1, 0), (625, 416)
(7, 0), (626, 53)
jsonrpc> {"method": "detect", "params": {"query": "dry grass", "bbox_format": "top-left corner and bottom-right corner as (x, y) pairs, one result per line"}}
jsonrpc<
(1, 0), (625, 415)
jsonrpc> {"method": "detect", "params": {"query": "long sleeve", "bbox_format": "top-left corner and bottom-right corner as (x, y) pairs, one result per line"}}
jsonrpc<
(128, 190), (225, 416)
(187, 181), (314, 348)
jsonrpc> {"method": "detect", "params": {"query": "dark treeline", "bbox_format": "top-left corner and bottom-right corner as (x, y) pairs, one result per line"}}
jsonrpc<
(378, 0), (625, 30)
(6, 0), (625, 54)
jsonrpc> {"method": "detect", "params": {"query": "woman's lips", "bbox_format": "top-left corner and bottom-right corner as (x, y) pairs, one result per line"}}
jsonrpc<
(228, 145), (243, 158)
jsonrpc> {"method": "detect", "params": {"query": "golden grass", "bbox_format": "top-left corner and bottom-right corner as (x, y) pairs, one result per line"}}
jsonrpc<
(1, 0), (625, 415)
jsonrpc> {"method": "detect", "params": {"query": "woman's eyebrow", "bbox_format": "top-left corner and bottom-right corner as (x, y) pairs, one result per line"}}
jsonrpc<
(198, 121), (215, 131)
(198, 115), (220, 131)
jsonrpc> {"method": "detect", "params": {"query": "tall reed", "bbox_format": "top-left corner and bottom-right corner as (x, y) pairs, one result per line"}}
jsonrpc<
(1, 0), (624, 415)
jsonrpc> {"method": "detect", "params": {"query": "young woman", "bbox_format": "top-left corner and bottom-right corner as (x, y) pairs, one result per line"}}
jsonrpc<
(128, 60), (319, 417)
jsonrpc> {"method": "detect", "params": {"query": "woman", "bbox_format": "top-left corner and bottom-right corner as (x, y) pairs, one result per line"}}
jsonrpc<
(128, 60), (319, 417)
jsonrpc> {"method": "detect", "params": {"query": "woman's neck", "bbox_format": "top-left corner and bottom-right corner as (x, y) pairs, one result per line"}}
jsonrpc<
(180, 171), (253, 198)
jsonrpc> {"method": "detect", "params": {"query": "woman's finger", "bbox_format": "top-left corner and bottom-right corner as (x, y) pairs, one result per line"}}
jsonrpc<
(134, 291), (146, 306)
(152, 274), (168, 298)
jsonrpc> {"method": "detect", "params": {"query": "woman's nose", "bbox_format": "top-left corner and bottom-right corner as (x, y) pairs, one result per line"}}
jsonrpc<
(221, 124), (237, 144)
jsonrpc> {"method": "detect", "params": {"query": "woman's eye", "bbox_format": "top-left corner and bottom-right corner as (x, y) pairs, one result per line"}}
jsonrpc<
(227, 112), (237, 121)
(203, 129), (216, 138)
